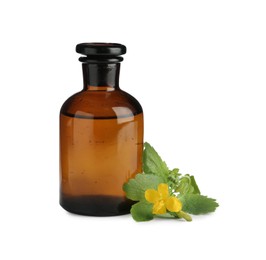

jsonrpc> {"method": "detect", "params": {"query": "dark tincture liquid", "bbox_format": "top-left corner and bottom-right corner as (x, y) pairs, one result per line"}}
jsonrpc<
(60, 195), (135, 216)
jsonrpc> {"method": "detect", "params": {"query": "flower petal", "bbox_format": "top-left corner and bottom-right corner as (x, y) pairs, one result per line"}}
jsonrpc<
(158, 183), (169, 199)
(166, 196), (182, 213)
(153, 200), (166, 214)
(145, 189), (160, 203)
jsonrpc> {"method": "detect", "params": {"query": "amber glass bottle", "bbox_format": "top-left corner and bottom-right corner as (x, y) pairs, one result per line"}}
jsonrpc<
(60, 43), (143, 216)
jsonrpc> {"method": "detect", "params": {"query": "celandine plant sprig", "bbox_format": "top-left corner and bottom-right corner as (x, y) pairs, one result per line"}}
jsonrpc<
(123, 142), (219, 222)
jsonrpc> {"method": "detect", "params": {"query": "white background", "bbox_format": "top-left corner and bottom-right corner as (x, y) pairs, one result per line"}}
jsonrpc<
(0, 0), (266, 259)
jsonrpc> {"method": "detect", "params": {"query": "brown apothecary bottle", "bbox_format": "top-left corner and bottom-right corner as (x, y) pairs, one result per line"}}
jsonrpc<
(59, 43), (144, 216)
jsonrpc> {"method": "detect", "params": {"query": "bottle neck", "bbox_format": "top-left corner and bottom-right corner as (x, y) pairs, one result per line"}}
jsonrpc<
(82, 63), (120, 91)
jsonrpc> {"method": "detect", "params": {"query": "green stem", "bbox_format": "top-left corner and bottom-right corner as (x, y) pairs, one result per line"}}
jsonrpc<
(176, 211), (192, 222)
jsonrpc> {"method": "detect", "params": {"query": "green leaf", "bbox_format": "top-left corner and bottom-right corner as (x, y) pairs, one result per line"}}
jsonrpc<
(143, 142), (169, 181)
(167, 168), (181, 192)
(130, 202), (154, 221)
(176, 175), (195, 194)
(123, 173), (164, 201)
(190, 175), (200, 194)
(179, 194), (219, 215)
(175, 174), (201, 195)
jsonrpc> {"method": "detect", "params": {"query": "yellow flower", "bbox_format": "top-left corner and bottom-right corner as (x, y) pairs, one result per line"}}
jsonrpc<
(145, 183), (182, 215)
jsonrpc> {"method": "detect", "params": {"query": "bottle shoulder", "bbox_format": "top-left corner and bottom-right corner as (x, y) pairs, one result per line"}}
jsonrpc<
(60, 89), (143, 118)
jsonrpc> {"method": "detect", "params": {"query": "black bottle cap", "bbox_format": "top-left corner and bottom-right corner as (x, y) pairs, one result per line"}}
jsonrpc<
(76, 43), (126, 63)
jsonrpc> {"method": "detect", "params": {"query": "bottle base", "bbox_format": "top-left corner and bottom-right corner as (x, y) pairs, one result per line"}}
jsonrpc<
(60, 194), (134, 216)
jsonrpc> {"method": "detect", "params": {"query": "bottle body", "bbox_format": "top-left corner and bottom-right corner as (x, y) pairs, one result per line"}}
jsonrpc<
(60, 43), (144, 216)
(60, 63), (143, 216)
